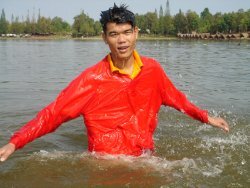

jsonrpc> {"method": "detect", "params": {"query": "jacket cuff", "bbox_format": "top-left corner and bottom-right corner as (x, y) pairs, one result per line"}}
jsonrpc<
(201, 110), (209, 124)
(9, 136), (23, 150)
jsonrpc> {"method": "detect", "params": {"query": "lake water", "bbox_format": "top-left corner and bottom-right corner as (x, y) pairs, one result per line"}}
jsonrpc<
(0, 39), (249, 187)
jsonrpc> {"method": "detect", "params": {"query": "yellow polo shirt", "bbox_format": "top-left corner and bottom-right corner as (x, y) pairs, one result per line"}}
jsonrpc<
(108, 50), (143, 79)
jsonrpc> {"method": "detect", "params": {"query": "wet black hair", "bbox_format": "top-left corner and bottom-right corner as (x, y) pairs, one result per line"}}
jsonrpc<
(100, 3), (135, 33)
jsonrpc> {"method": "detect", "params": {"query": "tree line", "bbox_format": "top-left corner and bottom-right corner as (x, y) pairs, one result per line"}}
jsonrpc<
(0, 7), (249, 37)
(136, 7), (250, 35)
(0, 9), (72, 35)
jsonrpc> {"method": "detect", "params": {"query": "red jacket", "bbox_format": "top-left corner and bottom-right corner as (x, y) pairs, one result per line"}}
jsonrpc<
(10, 55), (208, 156)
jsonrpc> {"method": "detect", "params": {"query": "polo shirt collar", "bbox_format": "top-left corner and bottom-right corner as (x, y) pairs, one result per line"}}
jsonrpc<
(107, 50), (143, 77)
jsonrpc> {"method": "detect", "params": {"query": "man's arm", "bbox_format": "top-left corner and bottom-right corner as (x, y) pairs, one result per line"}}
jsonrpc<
(0, 70), (94, 162)
(159, 67), (229, 132)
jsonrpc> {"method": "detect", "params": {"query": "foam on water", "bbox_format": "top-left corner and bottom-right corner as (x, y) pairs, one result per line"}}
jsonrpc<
(29, 149), (223, 180)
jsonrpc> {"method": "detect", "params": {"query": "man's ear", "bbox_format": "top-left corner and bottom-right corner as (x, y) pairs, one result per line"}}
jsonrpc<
(134, 26), (139, 39)
(102, 32), (107, 44)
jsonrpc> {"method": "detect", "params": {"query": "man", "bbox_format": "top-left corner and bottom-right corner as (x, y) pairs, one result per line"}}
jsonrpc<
(0, 4), (229, 162)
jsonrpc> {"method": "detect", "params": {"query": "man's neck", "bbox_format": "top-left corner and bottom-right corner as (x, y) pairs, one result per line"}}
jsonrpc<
(111, 53), (134, 75)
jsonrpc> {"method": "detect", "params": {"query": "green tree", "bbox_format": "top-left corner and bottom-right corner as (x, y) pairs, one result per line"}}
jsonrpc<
(211, 12), (227, 33)
(159, 5), (164, 18)
(158, 16), (164, 35)
(237, 9), (248, 32)
(200, 8), (213, 33)
(158, 5), (165, 35)
(10, 16), (24, 34)
(135, 14), (147, 33)
(72, 11), (95, 37)
(51, 17), (71, 34)
(93, 21), (102, 35)
(247, 9), (250, 31)
(144, 12), (158, 34)
(0, 9), (9, 34)
(223, 13), (233, 33)
(23, 10), (32, 34)
(163, 15), (174, 35)
(174, 9), (188, 33)
(37, 16), (52, 34)
(186, 10), (199, 33)
(225, 12), (239, 33)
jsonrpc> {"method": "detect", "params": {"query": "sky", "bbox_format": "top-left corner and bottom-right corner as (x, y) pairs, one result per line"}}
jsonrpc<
(1, 0), (250, 24)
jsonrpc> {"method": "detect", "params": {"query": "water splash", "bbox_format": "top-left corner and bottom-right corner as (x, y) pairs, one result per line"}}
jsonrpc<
(29, 149), (216, 179)
(199, 131), (248, 150)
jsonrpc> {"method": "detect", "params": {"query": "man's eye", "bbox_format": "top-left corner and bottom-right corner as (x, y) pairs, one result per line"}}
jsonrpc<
(109, 33), (118, 37)
(125, 30), (133, 35)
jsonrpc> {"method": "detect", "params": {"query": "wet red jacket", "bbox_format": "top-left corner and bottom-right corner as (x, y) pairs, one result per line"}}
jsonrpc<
(10, 55), (208, 156)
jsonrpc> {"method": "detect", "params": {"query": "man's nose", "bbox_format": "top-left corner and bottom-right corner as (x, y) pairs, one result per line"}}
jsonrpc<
(117, 33), (126, 43)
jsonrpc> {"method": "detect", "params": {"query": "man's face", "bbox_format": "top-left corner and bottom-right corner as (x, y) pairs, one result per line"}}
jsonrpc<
(103, 22), (138, 62)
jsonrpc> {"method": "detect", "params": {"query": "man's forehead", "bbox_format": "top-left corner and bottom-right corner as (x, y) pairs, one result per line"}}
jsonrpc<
(106, 22), (133, 32)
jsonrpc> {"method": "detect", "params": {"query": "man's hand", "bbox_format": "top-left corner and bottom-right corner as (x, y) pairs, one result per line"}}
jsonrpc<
(208, 116), (229, 132)
(0, 143), (15, 162)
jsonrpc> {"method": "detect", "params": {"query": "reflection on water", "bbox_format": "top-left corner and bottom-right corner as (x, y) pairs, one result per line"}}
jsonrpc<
(0, 40), (249, 187)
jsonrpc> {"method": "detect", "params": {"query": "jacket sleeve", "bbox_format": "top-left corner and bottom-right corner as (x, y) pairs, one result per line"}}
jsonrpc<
(159, 67), (208, 123)
(10, 71), (94, 149)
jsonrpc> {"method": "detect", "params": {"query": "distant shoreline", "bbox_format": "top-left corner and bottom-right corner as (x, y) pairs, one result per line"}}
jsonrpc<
(0, 34), (249, 41)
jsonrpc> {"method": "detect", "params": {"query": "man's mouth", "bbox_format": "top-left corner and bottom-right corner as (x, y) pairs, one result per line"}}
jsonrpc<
(117, 46), (129, 53)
